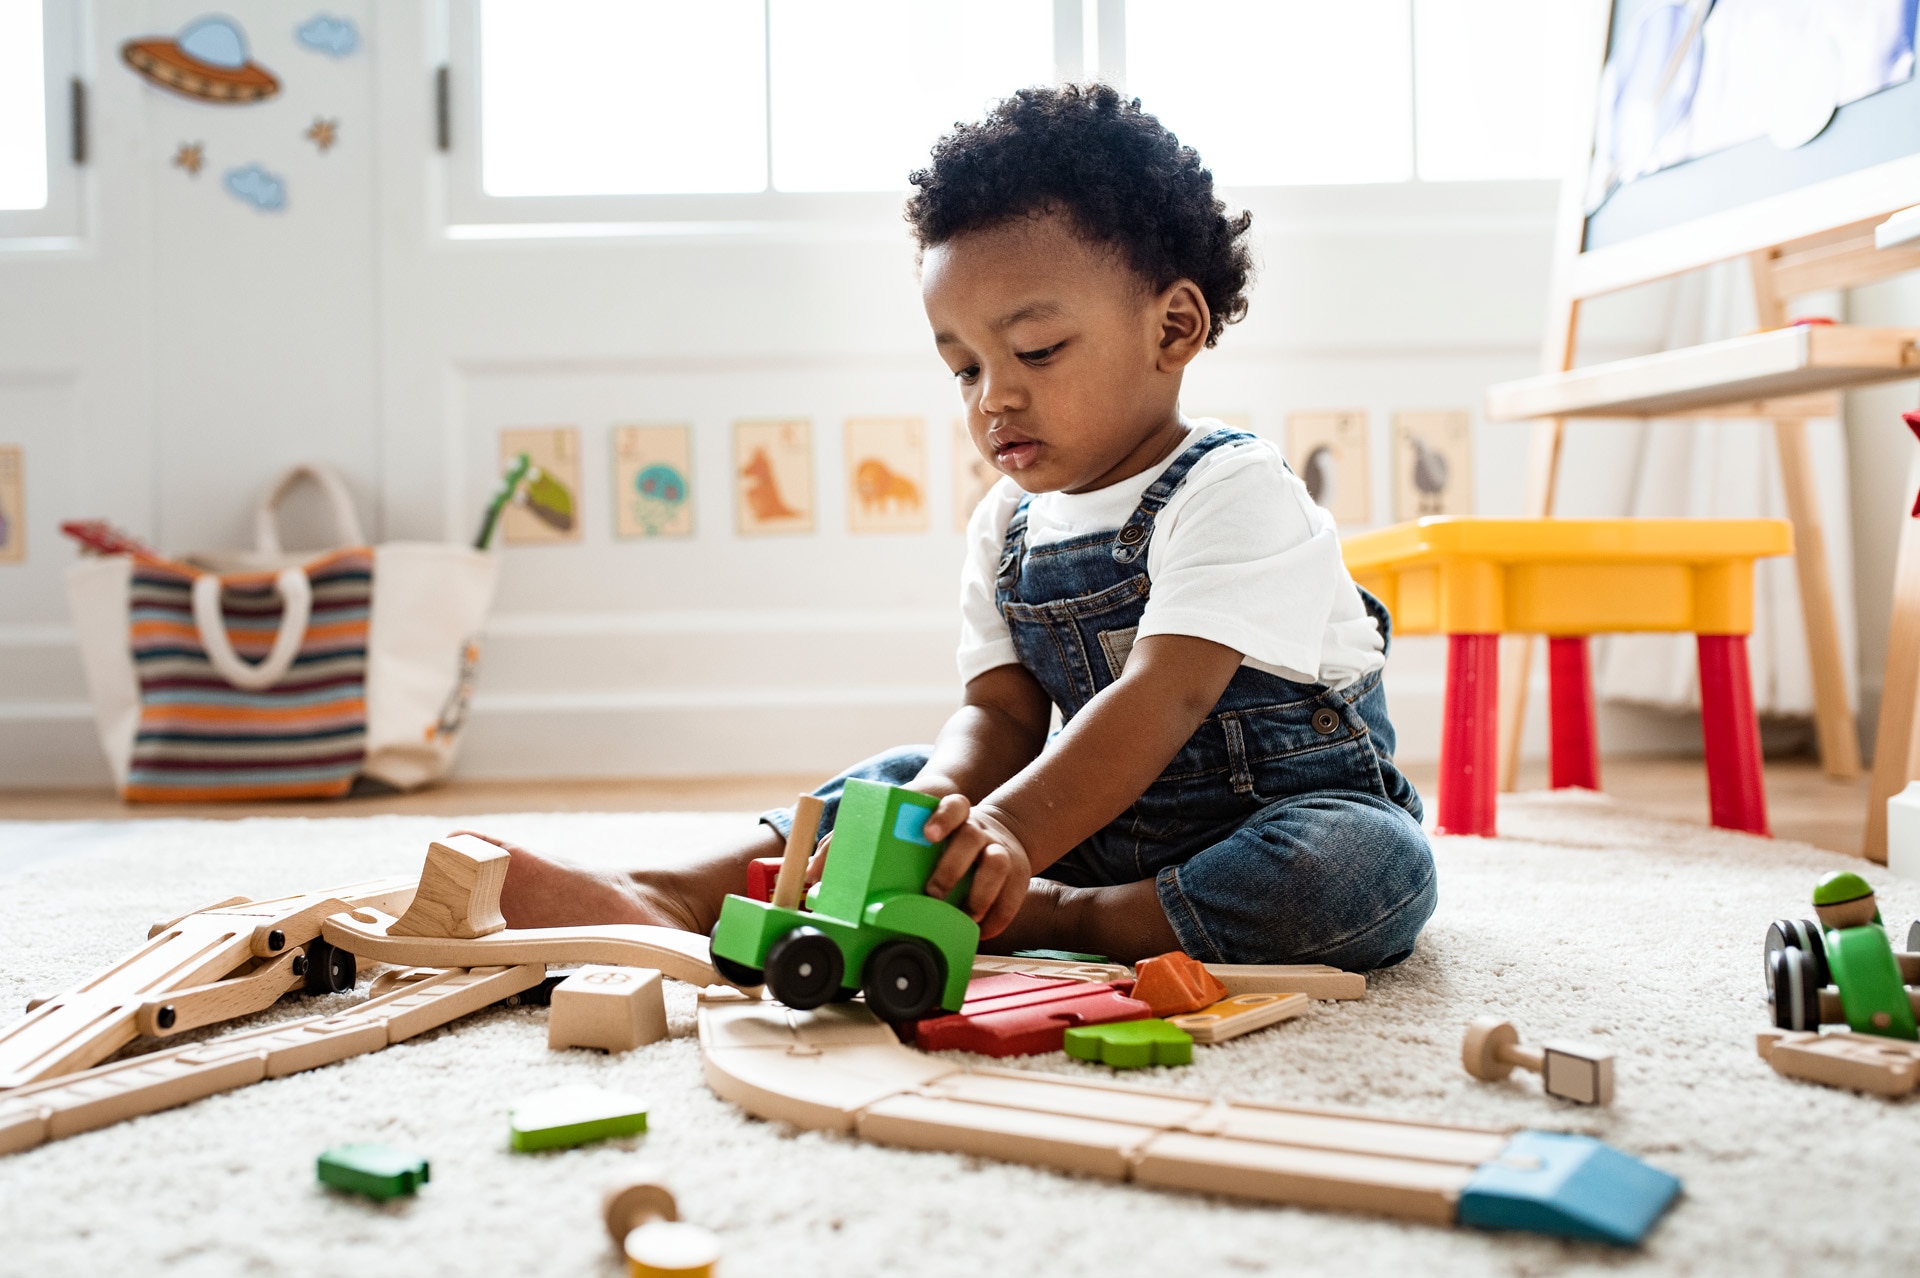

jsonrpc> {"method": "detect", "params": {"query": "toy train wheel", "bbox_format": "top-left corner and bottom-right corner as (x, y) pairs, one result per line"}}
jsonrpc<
(708, 923), (765, 988)
(1769, 946), (1823, 1031)
(1909, 919), (1920, 953)
(765, 926), (844, 1011)
(1764, 918), (1827, 991)
(303, 938), (356, 995)
(862, 939), (944, 1023)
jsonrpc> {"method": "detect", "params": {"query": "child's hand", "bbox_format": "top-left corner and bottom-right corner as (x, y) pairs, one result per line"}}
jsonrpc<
(922, 795), (1030, 939)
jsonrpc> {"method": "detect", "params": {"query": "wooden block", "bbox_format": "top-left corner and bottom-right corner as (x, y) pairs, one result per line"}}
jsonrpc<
(1541, 1043), (1615, 1106)
(1063, 1019), (1193, 1068)
(321, 910), (722, 990)
(549, 966), (667, 1053)
(1169, 992), (1310, 1044)
(744, 858), (782, 903)
(508, 1084), (648, 1152)
(1758, 1028), (1920, 1096)
(970, 955), (1132, 984)
(1204, 964), (1365, 1001)
(1130, 953), (1228, 1016)
(914, 975), (1153, 1056)
(387, 835), (510, 940)
(317, 1143), (430, 1200)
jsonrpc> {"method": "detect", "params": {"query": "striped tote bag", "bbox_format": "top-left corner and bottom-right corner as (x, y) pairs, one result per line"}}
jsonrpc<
(66, 464), (497, 802)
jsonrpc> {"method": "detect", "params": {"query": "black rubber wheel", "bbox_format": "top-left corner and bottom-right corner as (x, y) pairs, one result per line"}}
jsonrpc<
(303, 937), (356, 995)
(1909, 919), (1920, 954)
(1769, 946), (1823, 1031)
(1764, 917), (1827, 991)
(765, 926), (844, 1010)
(861, 938), (944, 1023)
(709, 923), (765, 987)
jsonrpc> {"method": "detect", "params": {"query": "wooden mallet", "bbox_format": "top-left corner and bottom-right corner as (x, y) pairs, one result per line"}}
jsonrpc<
(603, 1174), (721, 1278)
(1462, 1016), (1614, 1105)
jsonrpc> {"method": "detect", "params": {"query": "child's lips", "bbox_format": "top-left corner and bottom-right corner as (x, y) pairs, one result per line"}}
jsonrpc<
(994, 440), (1041, 470)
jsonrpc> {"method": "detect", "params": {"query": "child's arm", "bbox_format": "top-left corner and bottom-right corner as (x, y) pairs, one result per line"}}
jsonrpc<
(923, 634), (1244, 935)
(908, 664), (1054, 804)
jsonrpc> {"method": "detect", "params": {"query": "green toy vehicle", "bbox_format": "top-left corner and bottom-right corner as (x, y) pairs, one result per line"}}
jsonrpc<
(1766, 871), (1918, 1040)
(709, 780), (980, 1022)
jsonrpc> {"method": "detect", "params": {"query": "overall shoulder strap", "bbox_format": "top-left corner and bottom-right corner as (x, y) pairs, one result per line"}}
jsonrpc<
(1111, 428), (1257, 565)
(995, 493), (1034, 586)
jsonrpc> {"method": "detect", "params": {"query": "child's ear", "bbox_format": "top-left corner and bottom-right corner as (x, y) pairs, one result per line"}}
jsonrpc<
(1154, 280), (1210, 372)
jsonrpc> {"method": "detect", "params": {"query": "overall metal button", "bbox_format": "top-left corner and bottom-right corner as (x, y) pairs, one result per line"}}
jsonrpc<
(1311, 707), (1341, 735)
(1117, 525), (1144, 544)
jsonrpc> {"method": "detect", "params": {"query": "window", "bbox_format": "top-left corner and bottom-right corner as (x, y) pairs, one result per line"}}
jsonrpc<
(449, 0), (1587, 232)
(0, 0), (80, 244)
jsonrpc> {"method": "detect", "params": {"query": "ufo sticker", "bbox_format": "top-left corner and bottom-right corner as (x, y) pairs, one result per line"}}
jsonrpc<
(122, 15), (280, 104)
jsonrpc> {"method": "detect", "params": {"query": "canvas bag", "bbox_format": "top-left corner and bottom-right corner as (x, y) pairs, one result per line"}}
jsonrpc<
(66, 463), (498, 801)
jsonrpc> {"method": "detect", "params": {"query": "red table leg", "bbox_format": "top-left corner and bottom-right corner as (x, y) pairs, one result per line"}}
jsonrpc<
(1438, 633), (1500, 836)
(1547, 636), (1600, 791)
(1697, 633), (1770, 836)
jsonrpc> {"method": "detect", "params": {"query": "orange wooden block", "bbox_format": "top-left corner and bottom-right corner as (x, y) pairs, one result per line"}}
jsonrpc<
(1130, 953), (1228, 1017)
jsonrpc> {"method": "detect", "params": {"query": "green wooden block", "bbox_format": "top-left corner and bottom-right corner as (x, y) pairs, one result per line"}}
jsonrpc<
(1063, 1018), (1193, 1068)
(316, 1143), (430, 1200)
(509, 1084), (649, 1152)
(1012, 948), (1110, 963)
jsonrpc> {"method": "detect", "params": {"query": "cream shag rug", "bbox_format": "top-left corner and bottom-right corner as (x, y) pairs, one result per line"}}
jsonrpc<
(0, 794), (1914, 1278)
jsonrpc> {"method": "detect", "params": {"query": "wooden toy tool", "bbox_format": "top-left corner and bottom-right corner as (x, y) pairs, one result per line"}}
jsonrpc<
(1462, 1017), (1615, 1105)
(603, 1175), (721, 1278)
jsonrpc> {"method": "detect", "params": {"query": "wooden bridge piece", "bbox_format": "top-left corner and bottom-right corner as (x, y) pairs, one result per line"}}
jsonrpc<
(387, 835), (509, 940)
(323, 908), (725, 990)
(0, 878), (416, 1091)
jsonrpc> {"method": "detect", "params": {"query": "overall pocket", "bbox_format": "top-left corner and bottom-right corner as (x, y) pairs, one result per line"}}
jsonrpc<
(1220, 693), (1378, 804)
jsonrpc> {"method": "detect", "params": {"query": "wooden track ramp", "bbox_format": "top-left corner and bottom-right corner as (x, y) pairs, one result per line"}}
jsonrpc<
(322, 908), (724, 990)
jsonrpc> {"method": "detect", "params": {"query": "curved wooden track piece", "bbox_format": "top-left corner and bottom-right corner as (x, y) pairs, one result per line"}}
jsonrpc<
(322, 909), (725, 990)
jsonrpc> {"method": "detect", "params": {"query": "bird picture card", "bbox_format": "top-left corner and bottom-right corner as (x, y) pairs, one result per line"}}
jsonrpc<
(0, 446), (22, 563)
(734, 419), (813, 536)
(1392, 411), (1473, 520)
(951, 419), (1000, 532)
(498, 427), (581, 545)
(1286, 410), (1371, 526)
(612, 425), (693, 539)
(846, 417), (928, 535)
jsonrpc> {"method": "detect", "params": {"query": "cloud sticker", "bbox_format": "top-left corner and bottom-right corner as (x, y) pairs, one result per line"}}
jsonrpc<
(224, 163), (286, 212)
(295, 13), (359, 57)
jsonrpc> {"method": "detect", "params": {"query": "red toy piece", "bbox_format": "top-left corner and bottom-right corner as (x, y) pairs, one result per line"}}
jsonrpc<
(744, 857), (783, 904)
(1129, 952), (1228, 1017)
(913, 972), (1152, 1057)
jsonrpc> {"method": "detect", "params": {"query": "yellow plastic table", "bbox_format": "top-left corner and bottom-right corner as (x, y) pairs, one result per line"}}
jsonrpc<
(1342, 518), (1792, 838)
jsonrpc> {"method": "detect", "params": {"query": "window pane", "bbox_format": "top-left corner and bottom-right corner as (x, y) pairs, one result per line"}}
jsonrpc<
(1126, 0), (1413, 186)
(480, 0), (767, 197)
(771, 0), (1054, 192)
(1415, 0), (1587, 181)
(0, 0), (48, 211)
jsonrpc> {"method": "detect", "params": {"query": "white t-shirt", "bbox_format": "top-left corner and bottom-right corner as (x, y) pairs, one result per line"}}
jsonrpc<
(957, 421), (1386, 689)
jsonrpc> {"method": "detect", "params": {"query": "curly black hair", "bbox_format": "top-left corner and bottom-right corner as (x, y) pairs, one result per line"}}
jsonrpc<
(906, 83), (1253, 346)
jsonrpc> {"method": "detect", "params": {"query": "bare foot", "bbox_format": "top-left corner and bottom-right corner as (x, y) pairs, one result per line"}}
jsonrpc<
(451, 831), (703, 933)
(982, 876), (1183, 964)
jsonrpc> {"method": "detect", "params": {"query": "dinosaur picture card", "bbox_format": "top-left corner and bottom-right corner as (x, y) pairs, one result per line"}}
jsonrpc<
(1392, 410), (1472, 521)
(0, 446), (21, 563)
(498, 426), (582, 545)
(612, 424), (693, 539)
(951, 419), (1000, 532)
(1286, 410), (1371, 526)
(846, 417), (927, 535)
(734, 419), (813, 536)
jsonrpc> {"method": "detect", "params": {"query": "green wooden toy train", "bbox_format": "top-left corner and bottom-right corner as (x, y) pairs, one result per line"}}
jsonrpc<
(709, 780), (980, 1022)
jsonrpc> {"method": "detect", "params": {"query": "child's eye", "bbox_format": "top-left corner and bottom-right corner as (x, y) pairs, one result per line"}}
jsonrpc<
(1018, 343), (1063, 364)
(954, 364), (980, 384)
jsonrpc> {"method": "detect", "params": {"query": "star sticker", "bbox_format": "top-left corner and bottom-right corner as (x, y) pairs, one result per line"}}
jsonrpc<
(305, 117), (338, 153)
(172, 142), (204, 176)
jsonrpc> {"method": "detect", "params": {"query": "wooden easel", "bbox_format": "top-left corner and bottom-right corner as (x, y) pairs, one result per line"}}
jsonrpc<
(1488, 5), (1920, 828)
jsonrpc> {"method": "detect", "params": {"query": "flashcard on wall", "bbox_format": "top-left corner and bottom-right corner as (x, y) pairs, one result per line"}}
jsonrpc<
(1287, 410), (1371, 525)
(612, 425), (693, 539)
(846, 417), (927, 535)
(1392, 411), (1473, 520)
(951, 419), (1000, 532)
(734, 419), (813, 536)
(499, 427), (582, 545)
(0, 446), (21, 564)
(122, 15), (280, 104)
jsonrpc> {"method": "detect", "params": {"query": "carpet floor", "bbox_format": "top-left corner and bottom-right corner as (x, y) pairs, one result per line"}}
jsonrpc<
(0, 795), (1913, 1277)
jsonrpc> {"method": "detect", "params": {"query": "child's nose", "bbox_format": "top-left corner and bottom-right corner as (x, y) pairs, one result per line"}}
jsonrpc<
(977, 367), (1027, 414)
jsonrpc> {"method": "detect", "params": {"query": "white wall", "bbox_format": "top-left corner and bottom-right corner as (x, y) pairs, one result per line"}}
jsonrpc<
(8, 3), (1903, 789)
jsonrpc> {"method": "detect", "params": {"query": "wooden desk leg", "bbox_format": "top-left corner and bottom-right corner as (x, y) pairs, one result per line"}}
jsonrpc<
(1697, 634), (1770, 837)
(1864, 500), (1920, 862)
(1439, 634), (1500, 837)
(1547, 636), (1600, 791)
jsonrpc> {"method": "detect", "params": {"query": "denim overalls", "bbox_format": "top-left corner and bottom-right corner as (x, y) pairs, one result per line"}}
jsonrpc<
(766, 429), (1437, 970)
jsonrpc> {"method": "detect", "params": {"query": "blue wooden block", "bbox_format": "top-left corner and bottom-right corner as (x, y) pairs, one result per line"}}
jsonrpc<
(1457, 1130), (1681, 1246)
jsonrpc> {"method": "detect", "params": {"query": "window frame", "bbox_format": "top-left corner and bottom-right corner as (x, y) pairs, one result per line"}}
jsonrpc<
(0, 0), (86, 248)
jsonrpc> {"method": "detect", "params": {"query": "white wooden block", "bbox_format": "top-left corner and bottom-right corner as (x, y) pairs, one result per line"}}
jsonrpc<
(549, 966), (667, 1053)
(1888, 780), (1920, 881)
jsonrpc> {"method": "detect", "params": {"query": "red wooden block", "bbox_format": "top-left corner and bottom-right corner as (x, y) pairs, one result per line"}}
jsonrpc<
(914, 973), (1152, 1057)
(1130, 952), (1228, 1017)
(744, 857), (783, 903)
